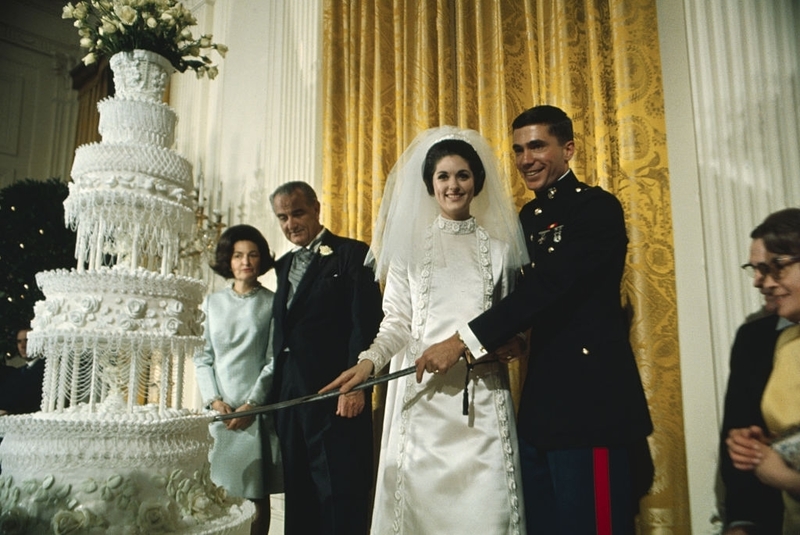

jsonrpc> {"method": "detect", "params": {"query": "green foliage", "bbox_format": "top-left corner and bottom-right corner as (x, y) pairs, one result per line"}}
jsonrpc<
(0, 178), (76, 358)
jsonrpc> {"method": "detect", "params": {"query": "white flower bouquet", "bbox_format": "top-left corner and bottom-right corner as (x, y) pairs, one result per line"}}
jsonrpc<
(62, 0), (227, 78)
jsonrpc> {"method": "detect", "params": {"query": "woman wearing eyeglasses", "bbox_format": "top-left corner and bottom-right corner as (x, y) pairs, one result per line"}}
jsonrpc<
(728, 208), (800, 535)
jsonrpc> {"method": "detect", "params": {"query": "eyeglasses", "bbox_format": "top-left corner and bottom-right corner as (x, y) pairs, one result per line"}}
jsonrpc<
(741, 255), (800, 280)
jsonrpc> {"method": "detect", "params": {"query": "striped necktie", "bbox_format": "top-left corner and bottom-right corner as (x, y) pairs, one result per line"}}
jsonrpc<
(286, 247), (314, 306)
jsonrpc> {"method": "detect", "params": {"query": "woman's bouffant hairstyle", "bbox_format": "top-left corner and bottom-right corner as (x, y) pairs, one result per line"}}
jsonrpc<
(210, 224), (275, 278)
(751, 207), (800, 257)
(422, 138), (486, 196)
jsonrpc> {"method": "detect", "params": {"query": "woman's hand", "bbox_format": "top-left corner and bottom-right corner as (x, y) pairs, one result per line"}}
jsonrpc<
(319, 360), (374, 395)
(726, 426), (769, 470)
(212, 399), (255, 431)
(754, 446), (800, 493)
(225, 402), (256, 431)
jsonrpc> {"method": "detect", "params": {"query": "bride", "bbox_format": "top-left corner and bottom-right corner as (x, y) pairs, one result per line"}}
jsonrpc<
(323, 126), (529, 534)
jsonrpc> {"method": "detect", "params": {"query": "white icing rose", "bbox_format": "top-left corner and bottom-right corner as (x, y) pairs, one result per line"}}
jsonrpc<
(51, 509), (88, 535)
(165, 300), (184, 316)
(188, 489), (215, 520)
(163, 317), (181, 335)
(67, 311), (86, 327)
(46, 298), (64, 315)
(126, 298), (147, 318)
(137, 500), (175, 532)
(117, 316), (137, 332)
(79, 295), (102, 313)
(33, 301), (49, 318)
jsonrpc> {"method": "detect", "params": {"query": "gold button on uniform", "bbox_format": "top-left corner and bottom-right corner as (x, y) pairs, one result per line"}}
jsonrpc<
(582, 348), (589, 355)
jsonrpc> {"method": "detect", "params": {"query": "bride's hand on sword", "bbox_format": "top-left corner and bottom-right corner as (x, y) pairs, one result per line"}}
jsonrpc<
(319, 360), (374, 395)
(320, 360), (375, 419)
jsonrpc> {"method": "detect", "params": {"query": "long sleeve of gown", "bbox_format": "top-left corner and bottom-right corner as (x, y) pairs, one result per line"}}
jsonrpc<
(359, 261), (413, 373)
(245, 317), (275, 405)
(194, 296), (221, 406)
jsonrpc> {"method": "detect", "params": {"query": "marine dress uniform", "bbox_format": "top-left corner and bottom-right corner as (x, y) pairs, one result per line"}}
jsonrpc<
(469, 170), (653, 534)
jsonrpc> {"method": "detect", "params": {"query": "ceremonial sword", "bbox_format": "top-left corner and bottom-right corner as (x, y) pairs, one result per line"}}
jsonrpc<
(213, 365), (416, 421)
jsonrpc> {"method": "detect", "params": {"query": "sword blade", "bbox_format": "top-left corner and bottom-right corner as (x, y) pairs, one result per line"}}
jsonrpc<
(212, 365), (417, 421)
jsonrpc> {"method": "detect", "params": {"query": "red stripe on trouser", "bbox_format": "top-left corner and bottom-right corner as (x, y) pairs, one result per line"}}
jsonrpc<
(593, 447), (612, 535)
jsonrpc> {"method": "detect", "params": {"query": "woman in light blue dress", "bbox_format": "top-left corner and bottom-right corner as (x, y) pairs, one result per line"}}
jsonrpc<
(194, 224), (282, 535)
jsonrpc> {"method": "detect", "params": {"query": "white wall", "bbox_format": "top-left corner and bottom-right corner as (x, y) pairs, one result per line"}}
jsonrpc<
(658, 1), (719, 531)
(660, 0), (800, 532)
(170, 0), (323, 294)
(1, 0), (81, 187)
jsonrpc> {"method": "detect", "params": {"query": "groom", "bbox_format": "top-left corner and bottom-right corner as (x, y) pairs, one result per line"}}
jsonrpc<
(270, 181), (383, 535)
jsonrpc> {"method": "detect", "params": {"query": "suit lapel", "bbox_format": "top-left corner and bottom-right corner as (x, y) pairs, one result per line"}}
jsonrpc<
(288, 234), (337, 313)
(274, 255), (292, 313)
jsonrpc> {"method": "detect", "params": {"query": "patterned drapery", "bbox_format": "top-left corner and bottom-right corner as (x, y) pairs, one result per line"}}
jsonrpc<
(322, 0), (688, 531)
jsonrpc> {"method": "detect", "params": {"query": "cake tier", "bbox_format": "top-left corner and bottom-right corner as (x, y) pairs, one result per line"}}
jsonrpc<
(31, 268), (205, 337)
(98, 97), (177, 147)
(71, 142), (192, 192)
(0, 404), (255, 535)
(64, 187), (195, 272)
(28, 268), (205, 412)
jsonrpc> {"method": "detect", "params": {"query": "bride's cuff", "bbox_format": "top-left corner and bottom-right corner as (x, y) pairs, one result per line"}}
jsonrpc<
(357, 350), (384, 376)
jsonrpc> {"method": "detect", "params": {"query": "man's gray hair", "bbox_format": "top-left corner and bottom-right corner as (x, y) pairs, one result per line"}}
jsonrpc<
(270, 181), (318, 206)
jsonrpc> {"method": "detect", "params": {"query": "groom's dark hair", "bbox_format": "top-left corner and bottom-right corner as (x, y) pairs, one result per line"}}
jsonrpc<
(512, 105), (573, 146)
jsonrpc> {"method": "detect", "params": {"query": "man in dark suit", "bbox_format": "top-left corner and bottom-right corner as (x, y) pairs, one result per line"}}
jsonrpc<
(269, 181), (383, 535)
(418, 105), (653, 534)
(0, 354), (44, 415)
(719, 233), (788, 535)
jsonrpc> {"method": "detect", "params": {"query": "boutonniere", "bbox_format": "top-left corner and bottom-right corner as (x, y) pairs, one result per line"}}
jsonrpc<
(319, 245), (333, 256)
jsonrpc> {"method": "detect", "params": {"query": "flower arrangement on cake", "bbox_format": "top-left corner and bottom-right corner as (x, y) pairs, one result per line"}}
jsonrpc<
(62, 0), (227, 78)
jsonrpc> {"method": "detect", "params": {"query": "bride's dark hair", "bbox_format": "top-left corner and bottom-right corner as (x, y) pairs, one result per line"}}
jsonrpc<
(422, 139), (486, 196)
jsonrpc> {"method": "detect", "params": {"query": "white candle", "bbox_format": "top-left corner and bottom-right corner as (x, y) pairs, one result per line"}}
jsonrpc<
(196, 165), (204, 207)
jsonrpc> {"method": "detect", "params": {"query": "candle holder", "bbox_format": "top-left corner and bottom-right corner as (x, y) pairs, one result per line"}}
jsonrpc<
(178, 188), (227, 278)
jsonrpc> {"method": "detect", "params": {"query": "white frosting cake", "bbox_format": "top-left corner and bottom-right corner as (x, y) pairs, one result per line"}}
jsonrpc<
(31, 268), (205, 337)
(0, 403), (254, 535)
(0, 49), (254, 534)
(98, 97), (177, 146)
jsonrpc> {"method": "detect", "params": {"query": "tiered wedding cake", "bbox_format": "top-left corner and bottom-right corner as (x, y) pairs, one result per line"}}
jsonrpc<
(0, 50), (254, 534)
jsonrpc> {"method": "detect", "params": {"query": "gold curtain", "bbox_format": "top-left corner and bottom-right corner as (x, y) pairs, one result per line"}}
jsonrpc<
(322, 0), (688, 532)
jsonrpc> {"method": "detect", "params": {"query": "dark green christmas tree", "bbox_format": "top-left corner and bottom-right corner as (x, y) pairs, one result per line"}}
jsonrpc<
(0, 178), (76, 359)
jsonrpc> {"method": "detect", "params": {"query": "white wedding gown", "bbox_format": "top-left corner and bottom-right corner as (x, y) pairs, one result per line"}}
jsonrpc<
(361, 216), (526, 534)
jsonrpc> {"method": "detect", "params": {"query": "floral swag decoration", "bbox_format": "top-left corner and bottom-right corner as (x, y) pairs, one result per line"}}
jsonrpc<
(62, 0), (227, 78)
